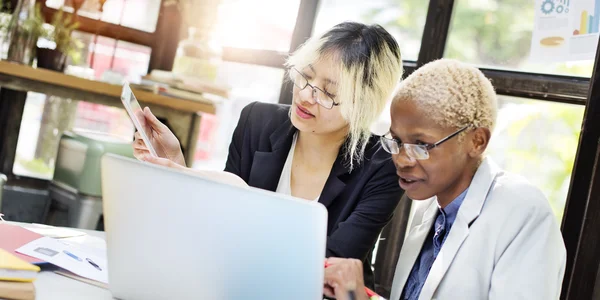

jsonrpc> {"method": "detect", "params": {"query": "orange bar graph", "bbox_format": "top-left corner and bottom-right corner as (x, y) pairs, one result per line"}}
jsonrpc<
(582, 10), (589, 34)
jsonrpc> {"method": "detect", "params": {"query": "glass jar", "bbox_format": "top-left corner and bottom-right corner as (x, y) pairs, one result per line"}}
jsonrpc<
(6, 0), (40, 65)
(172, 26), (222, 81)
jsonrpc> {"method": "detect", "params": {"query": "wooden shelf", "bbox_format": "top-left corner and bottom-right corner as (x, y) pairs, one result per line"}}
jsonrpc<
(0, 60), (216, 114)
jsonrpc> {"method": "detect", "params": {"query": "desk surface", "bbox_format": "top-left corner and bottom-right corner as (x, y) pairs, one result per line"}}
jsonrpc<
(0, 60), (216, 115)
(26, 224), (328, 300)
(32, 227), (113, 300)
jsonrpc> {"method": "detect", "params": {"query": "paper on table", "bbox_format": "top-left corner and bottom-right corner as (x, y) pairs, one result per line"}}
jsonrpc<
(19, 224), (86, 239)
(61, 238), (107, 262)
(16, 237), (107, 284)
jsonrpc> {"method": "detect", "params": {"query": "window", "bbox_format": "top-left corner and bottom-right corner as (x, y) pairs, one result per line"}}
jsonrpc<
(314, 0), (430, 61)
(488, 95), (585, 220)
(73, 101), (134, 138)
(191, 61), (285, 170)
(13, 93), (134, 180)
(45, 0), (162, 33)
(213, 0), (301, 52)
(445, 0), (595, 77)
(13, 0), (155, 180)
(119, 0), (162, 33)
(68, 31), (151, 82)
(13, 93), (50, 179)
(0, 11), (10, 60)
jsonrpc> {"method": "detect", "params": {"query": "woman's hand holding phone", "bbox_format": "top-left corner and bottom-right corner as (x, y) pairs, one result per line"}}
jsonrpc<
(132, 107), (186, 167)
(134, 106), (249, 188)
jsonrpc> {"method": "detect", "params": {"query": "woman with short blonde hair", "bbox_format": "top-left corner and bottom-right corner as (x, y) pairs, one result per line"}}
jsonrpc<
(323, 59), (565, 300)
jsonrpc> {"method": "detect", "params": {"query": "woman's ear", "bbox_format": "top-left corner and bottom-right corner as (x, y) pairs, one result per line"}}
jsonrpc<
(469, 127), (491, 158)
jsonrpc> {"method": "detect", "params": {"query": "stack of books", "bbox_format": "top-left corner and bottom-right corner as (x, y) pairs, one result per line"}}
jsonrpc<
(131, 70), (231, 105)
(0, 248), (39, 300)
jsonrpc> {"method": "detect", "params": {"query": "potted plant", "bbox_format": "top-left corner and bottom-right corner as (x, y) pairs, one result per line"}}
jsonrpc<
(37, 7), (82, 72)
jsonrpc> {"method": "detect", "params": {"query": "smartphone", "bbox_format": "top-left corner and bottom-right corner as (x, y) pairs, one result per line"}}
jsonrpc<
(121, 82), (158, 157)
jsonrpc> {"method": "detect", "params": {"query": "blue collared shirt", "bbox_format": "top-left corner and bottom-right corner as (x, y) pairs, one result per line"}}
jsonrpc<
(400, 189), (469, 300)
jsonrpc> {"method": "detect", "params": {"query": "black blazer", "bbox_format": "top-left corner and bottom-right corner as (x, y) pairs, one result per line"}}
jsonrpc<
(224, 102), (403, 287)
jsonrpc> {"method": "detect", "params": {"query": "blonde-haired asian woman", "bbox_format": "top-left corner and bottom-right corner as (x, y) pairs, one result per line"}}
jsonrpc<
(133, 22), (405, 287)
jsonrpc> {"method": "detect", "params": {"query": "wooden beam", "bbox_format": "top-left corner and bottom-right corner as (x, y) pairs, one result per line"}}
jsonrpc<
(561, 37), (600, 300)
(481, 68), (588, 106)
(148, 0), (182, 72)
(0, 89), (27, 178)
(0, 61), (216, 114)
(417, 0), (455, 66)
(406, 63), (588, 106)
(41, 6), (154, 47)
(564, 143), (600, 299)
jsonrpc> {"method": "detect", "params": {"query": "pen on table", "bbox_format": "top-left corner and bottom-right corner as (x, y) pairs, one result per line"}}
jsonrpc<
(63, 250), (82, 261)
(86, 258), (102, 271)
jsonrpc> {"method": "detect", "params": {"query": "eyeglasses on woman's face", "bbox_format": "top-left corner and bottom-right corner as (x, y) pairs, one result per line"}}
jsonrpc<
(381, 125), (472, 160)
(290, 68), (339, 110)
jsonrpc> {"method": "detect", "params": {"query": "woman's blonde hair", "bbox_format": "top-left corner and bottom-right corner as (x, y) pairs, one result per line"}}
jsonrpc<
(393, 59), (497, 132)
(286, 22), (403, 170)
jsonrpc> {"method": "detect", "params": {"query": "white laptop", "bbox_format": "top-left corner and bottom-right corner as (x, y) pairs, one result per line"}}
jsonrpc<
(101, 154), (328, 300)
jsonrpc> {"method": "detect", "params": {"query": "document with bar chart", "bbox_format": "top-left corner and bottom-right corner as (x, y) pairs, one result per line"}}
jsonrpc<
(531, 0), (600, 62)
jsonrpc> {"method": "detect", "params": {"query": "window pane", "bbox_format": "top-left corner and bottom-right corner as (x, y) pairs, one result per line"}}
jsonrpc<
(0, 12), (11, 60)
(488, 96), (584, 221)
(314, 0), (429, 61)
(445, 0), (595, 77)
(213, 0), (301, 51)
(68, 31), (151, 83)
(73, 102), (134, 138)
(112, 40), (152, 82)
(45, 0), (161, 33)
(191, 61), (284, 170)
(120, 0), (161, 32)
(13, 93), (133, 180)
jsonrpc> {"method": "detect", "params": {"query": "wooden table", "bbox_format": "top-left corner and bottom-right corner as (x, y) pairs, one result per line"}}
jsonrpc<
(0, 60), (217, 165)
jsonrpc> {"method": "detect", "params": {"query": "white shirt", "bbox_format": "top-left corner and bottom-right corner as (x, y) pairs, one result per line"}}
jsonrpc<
(276, 133), (320, 201)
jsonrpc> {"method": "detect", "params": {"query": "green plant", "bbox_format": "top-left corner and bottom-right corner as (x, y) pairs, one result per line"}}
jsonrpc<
(0, 0), (10, 34)
(43, 7), (83, 64)
(21, 3), (45, 39)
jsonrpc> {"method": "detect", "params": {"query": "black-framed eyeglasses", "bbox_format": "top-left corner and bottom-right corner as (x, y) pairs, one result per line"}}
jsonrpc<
(290, 68), (339, 110)
(380, 125), (473, 160)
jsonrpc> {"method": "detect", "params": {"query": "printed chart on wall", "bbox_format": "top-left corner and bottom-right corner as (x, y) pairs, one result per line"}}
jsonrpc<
(531, 0), (600, 62)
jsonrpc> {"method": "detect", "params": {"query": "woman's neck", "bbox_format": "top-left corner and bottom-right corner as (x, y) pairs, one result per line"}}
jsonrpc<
(436, 159), (480, 208)
(295, 129), (347, 169)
